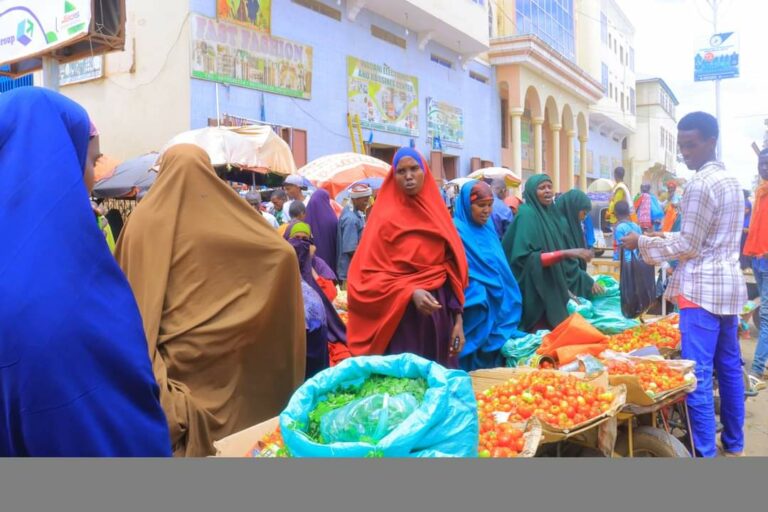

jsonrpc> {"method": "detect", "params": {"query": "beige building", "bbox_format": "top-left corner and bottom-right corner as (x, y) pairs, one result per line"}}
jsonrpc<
(32, 0), (192, 161)
(576, 0), (636, 187)
(628, 78), (679, 194)
(490, 0), (603, 193)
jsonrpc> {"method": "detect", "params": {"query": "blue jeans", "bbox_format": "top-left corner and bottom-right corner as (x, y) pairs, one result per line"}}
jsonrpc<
(752, 268), (768, 375)
(680, 308), (745, 457)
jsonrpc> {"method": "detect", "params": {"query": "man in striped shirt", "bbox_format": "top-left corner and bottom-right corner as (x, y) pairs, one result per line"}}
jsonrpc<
(623, 112), (747, 457)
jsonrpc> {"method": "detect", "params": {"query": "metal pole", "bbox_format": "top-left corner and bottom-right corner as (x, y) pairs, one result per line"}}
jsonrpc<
(215, 83), (221, 127)
(712, 0), (723, 161)
(41, 56), (60, 92)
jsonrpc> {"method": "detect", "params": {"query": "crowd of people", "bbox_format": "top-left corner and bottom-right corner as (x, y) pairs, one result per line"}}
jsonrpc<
(1, 87), (766, 459)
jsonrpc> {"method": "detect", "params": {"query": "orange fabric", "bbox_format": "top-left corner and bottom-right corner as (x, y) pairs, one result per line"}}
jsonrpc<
(330, 200), (343, 217)
(677, 295), (700, 309)
(661, 205), (678, 232)
(346, 149), (468, 356)
(744, 182), (768, 257)
(328, 342), (352, 367)
(537, 313), (608, 356)
(316, 276), (337, 302)
(554, 343), (608, 365)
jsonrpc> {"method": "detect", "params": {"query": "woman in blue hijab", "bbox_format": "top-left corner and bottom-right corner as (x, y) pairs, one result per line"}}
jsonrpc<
(454, 180), (526, 371)
(0, 87), (171, 456)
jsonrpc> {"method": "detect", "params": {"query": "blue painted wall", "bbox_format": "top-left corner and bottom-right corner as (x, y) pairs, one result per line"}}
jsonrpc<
(189, 0), (500, 175)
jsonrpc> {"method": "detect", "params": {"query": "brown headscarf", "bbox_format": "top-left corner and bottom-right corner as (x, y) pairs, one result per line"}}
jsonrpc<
(115, 144), (306, 456)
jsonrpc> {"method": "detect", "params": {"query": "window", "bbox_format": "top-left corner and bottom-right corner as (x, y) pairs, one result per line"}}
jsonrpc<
(291, 0), (342, 21)
(621, 92), (625, 112)
(629, 47), (635, 71)
(470, 70), (489, 84)
(515, 0), (576, 61)
(0, 73), (33, 93)
(661, 127), (666, 149)
(371, 25), (407, 49)
(630, 87), (636, 114)
(601, 63), (609, 94)
(620, 46), (624, 65)
(609, 83), (613, 100)
(609, 33), (612, 48)
(430, 54), (454, 69)
(600, 12), (608, 44)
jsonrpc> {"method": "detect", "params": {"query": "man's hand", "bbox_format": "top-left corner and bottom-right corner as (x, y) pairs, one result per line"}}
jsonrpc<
(622, 231), (641, 251)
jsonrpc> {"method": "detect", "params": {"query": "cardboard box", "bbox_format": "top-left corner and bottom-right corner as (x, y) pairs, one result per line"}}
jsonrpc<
(213, 417), (280, 457)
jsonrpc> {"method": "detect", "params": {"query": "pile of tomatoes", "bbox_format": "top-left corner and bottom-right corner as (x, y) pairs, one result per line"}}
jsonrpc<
(601, 359), (690, 396)
(608, 319), (681, 353)
(476, 371), (615, 433)
(478, 421), (527, 458)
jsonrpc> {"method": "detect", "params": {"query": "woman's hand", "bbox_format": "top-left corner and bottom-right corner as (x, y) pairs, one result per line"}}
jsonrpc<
(592, 282), (606, 296)
(566, 248), (594, 263)
(450, 314), (465, 356)
(412, 289), (442, 316)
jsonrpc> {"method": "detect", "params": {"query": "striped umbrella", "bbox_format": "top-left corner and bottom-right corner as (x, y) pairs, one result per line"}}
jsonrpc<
(298, 153), (390, 199)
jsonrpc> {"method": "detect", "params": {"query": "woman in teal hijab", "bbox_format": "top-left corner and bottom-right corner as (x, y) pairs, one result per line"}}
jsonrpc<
(454, 180), (526, 371)
(555, 189), (601, 298)
(502, 175), (594, 331)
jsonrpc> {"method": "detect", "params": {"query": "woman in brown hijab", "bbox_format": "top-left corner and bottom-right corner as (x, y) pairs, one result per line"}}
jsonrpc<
(115, 144), (306, 456)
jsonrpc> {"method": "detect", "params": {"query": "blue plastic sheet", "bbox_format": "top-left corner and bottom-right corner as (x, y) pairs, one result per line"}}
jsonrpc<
(280, 354), (479, 458)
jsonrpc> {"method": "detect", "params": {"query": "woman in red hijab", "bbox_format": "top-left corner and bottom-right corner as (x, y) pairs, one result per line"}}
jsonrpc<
(346, 147), (469, 368)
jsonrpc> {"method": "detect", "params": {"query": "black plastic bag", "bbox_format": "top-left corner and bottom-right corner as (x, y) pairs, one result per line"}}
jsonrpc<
(619, 247), (656, 318)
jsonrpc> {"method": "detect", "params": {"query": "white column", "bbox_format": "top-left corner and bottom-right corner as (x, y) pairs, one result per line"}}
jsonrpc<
(533, 117), (544, 173)
(566, 130), (576, 192)
(579, 136), (589, 192)
(550, 124), (562, 193)
(510, 108), (524, 178)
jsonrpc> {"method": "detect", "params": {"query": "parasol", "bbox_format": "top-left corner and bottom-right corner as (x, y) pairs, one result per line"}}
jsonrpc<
(298, 153), (390, 198)
(93, 153), (159, 199)
(158, 125), (296, 175)
(468, 167), (522, 187)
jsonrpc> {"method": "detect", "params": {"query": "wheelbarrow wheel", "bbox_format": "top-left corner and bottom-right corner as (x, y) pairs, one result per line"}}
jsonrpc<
(614, 426), (692, 458)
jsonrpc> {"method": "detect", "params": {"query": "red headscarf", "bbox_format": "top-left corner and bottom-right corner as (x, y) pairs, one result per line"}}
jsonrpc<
(346, 147), (468, 356)
(744, 181), (768, 256)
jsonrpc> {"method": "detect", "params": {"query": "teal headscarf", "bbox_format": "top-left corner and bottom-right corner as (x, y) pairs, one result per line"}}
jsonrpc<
(554, 189), (595, 297)
(454, 180), (525, 370)
(502, 174), (572, 330)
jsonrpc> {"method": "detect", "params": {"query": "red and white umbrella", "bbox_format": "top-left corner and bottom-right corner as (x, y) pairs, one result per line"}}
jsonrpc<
(298, 153), (390, 198)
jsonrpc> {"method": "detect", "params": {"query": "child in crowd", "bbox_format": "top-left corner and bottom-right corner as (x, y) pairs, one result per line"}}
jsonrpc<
(613, 201), (642, 261)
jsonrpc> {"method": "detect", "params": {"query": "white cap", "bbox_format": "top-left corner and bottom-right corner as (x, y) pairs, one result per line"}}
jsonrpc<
(283, 175), (305, 188)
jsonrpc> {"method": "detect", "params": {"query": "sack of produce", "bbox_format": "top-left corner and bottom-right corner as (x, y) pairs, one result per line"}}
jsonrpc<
(280, 354), (478, 457)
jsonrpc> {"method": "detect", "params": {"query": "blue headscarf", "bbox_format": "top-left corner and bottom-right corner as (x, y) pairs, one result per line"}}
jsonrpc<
(453, 180), (525, 370)
(0, 87), (170, 456)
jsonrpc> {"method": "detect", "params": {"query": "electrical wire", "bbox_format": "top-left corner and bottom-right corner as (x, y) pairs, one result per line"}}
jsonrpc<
(105, 12), (192, 91)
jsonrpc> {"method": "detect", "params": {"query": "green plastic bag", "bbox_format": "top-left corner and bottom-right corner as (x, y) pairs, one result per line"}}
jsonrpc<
(567, 275), (639, 335)
(319, 393), (419, 444)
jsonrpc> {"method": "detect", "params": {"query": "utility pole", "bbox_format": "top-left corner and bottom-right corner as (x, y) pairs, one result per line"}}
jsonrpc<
(709, 0), (723, 160)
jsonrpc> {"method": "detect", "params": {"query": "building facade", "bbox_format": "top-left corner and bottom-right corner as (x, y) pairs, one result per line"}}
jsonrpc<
(491, 0), (603, 192)
(628, 78), (679, 194)
(55, 0), (502, 180)
(576, 0), (636, 188)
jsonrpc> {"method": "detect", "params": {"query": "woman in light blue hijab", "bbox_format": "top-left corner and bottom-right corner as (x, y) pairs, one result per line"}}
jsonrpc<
(454, 180), (525, 371)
